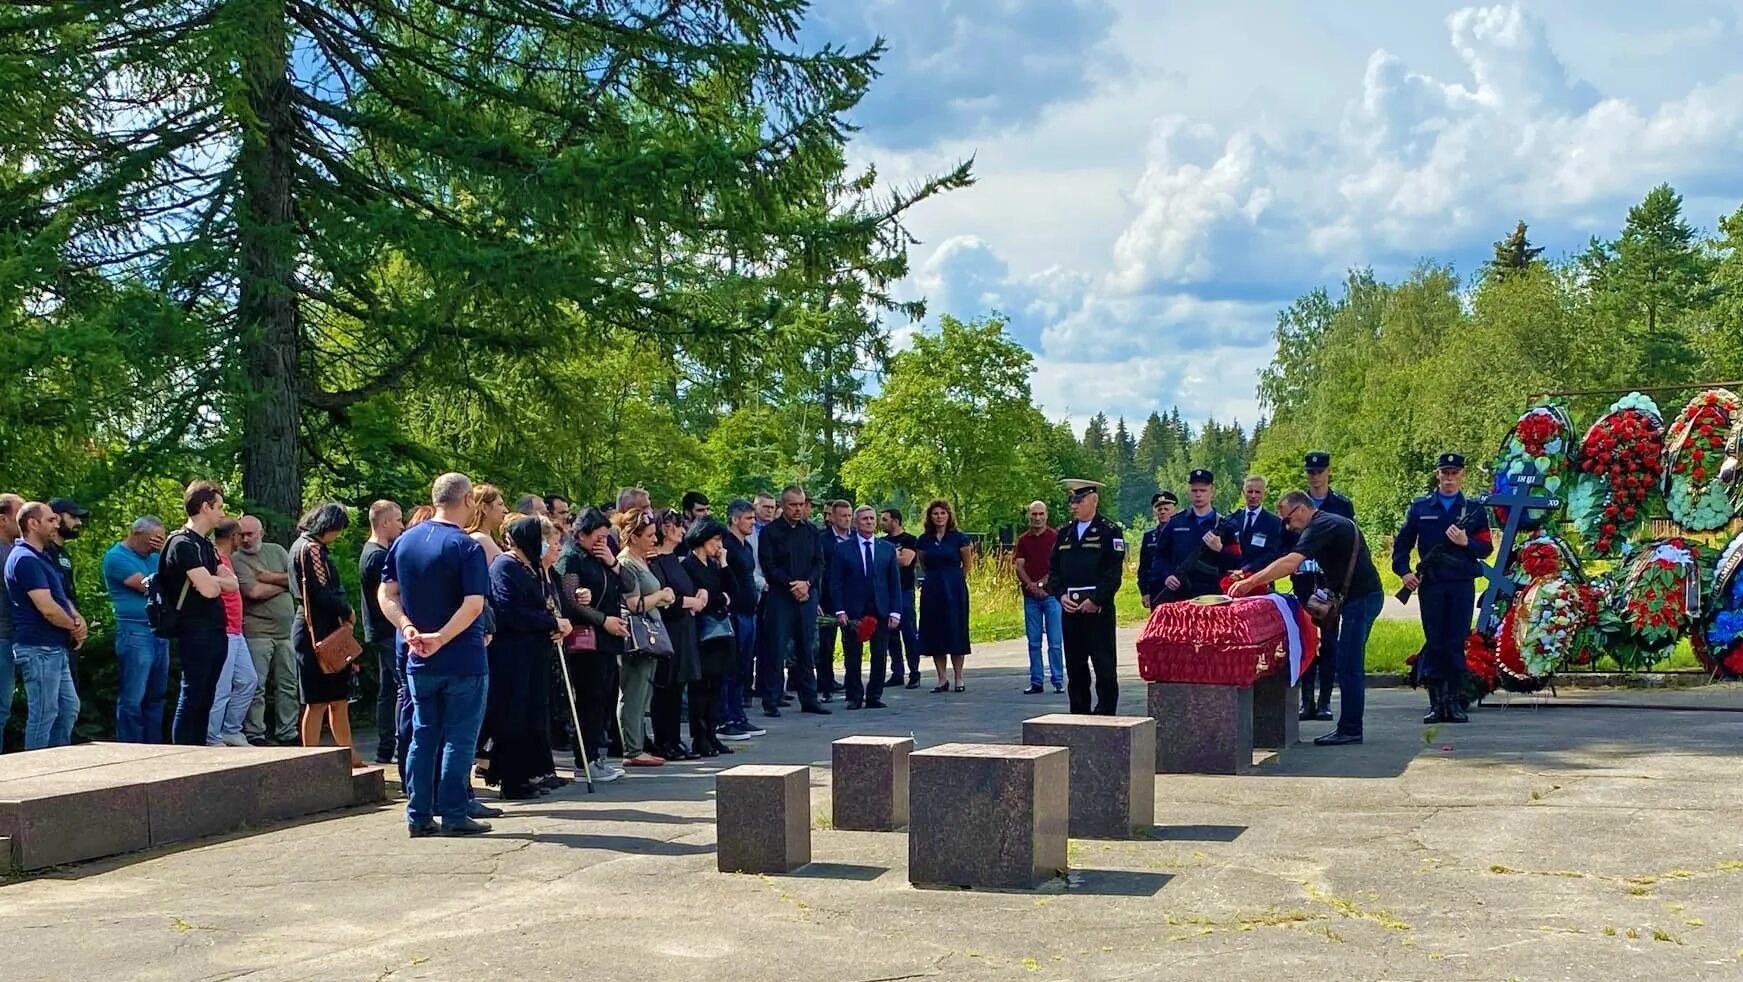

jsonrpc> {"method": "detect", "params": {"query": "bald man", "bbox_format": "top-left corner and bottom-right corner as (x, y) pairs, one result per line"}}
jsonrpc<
(233, 515), (298, 745)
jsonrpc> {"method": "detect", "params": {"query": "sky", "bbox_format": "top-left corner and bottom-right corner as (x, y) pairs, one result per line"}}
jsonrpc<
(807, 0), (1743, 431)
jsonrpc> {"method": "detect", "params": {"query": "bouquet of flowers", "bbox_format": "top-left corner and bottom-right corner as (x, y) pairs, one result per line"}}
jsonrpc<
(1489, 404), (1574, 529)
(1598, 539), (1705, 670)
(1663, 389), (1740, 531)
(1699, 530), (1743, 678)
(1570, 392), (1664, 556)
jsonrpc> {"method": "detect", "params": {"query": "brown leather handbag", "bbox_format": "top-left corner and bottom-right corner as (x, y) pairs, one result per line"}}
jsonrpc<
(299, 544), (362, 673)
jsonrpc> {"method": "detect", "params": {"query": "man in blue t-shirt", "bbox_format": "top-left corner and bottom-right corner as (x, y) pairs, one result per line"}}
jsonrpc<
(380, 472), (491, 837)
(4, 502), (86, 749)
(103, 516), (170, 743)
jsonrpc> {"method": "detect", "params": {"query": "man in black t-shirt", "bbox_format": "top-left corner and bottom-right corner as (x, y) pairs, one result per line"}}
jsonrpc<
(879, 508), (921, 689)
(1230, 491), (1382, 746)
(160, 481), (239, 745)
(360, 500), (404, 763)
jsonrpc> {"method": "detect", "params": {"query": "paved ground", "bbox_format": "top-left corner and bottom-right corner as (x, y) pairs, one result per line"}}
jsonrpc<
(6, 658), (1743, 981)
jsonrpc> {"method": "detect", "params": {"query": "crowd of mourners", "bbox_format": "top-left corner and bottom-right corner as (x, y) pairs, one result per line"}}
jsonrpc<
(0, 474), (984, 837)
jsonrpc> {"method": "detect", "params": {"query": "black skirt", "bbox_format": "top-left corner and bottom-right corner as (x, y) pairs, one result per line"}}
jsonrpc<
(294, 618), (352, 705)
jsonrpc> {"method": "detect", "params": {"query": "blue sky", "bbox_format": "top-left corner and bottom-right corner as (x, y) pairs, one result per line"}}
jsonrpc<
(816, 0), (1743, 429)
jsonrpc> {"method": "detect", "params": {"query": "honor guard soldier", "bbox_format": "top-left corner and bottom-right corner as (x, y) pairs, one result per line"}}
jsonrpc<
(1136, 489), (1178, 607)
(1155, 470), (1239, 601)
(1393, 453), (1492, 725)
(1048, 479), (1125, 715)
(1289, 451), (1356, 720)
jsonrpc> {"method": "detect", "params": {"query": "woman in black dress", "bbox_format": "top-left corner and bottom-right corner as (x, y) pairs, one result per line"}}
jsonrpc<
(648, 510), (704, 761)
(484, 516), (570, 799)
(290, 503), (362, 768)
(680, 520), (737, 758)
(555, 508), (627, 781)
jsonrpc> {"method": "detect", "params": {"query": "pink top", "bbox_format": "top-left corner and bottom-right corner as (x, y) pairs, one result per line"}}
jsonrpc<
(218, 553), (243, 635)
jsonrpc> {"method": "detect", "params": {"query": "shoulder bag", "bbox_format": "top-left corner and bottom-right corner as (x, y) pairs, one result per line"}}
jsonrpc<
(299, 543), (363, 673)
(561, 561), (597, 653)
(619, 561), (673, 658)
(1304, 526), (1361, 629)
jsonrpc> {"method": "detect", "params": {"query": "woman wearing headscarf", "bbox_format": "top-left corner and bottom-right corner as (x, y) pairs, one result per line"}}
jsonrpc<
(555, 508), (626, 781)
(482, 515), (568, 799)
(680, 520), (737, 757)
(290, 502), (362, 768)
(648, 509), (704, 761)
(614, 507), (672, 767)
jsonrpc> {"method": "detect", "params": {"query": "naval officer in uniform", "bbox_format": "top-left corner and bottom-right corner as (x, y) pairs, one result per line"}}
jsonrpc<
(1393, 453), (1492, 725)
(1047, 480), (1125, 715)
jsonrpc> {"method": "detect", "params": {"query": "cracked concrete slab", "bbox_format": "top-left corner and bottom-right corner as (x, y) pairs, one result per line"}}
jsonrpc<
(4, 665), (1743, 981)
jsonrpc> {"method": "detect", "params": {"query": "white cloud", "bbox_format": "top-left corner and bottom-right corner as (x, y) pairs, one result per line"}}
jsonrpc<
(853, 1), (1743, 429)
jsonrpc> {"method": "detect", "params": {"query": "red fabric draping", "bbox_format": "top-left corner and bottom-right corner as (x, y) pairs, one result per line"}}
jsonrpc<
(1136, 597), (1317, 686)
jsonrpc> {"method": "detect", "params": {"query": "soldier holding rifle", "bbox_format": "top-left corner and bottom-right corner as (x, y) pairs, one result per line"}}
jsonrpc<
(1393, 453), (1492, 725)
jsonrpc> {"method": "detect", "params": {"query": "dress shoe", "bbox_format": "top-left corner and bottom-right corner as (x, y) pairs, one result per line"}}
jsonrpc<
(696, 743), (719, 758)
(711, 737), (735, 755)
(885, 674), (904, 688)
(800, 703), (832, 715)
(408, 822), (438, 838)
(467, 801), (505, 819)
(440, 817), (493, 836)
(1315, 709), (1334, 721)
(930, 683), (950, 693)
(780, 697), (795, 707)
(845, 701), (863, 710)
(1299, 707), (1318, 722)
(762, 706), (782, 718)
(819, 691), (833, 703)
(905, 678), (920, 689)
(1023, 683), (1044, 694)
(1313, 732), (1362, 746)
(863, 699), (887, 710)
(500, 783), (540, 800)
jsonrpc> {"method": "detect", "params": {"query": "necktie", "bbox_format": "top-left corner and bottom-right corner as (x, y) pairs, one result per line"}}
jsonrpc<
(862, 538), (872, 575)
(1246, 510), (1256, 536)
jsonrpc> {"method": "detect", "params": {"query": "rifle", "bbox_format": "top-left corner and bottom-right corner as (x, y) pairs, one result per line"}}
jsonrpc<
(1153, 515), (1236, 603)
(1395, 500), (1490, 604)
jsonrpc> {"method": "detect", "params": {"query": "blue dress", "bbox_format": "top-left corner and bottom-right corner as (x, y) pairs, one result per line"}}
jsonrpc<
(917, 530), (972, 657)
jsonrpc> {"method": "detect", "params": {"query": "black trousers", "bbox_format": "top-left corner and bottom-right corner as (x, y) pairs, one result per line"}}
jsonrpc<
(840, 615), (888, 705)
(687, 676), (721, 747)
(171, 627), (228, 746)
(555, 648), (614, 766)
(886, 590), (920, 680)
(1419, 580), (1475, 684)
(816, 619), (840, 692)
(371, 642), (398, 760)
(1062, 609), (1118, 715)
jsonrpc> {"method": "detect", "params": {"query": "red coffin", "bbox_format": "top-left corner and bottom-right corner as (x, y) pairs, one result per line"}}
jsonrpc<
(1136, 597), (1318, 686)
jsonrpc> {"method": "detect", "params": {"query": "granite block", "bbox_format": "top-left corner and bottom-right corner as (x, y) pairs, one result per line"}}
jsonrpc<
(248, 748), (355, 824)
(716, 764), (811, 873)
(0, 784), (152, 870)
(908, 743), (1068, 889)
(1148, 682), (1253, 775)
(143, 766), (253, 847)
(352, 766), (388, 806)
(1022, 715), (1156, 838)
(1252, 671), (1300, 750)
(831, 736), (912, 831)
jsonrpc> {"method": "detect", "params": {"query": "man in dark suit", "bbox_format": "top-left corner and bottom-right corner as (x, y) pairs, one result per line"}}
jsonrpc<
(827, 506), (903, 710)
(1223, 476), (1284, 573)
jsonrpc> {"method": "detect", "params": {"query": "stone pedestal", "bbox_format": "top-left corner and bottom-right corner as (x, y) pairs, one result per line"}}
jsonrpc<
(1021, 714), (1155, 839)
(716, 765), (811, 874)
(831, 736), (912, 831)
(908, 743), (1068, 889)
(1147, 682), (1253, 775)
(1251, 671), (1299, 750)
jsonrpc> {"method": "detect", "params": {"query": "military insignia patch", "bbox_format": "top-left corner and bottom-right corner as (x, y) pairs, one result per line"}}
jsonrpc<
(1112, 538), (1125, 553)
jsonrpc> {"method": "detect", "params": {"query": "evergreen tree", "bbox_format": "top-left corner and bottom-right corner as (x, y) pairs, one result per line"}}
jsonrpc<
(1488, 220), (1545, 279)
(0, 1), (968, 531)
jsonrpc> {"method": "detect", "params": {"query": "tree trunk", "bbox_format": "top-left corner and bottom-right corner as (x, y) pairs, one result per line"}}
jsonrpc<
(236, 4), (301, 542)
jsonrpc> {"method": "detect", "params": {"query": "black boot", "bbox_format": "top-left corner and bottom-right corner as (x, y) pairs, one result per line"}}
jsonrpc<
(1443, 680), (1469, 723)
(1422, 681), (1444, 725)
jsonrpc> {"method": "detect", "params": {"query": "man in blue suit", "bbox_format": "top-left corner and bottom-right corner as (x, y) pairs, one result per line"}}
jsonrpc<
(1222, 476), (1284, 573)
(828, 506), (903, 710)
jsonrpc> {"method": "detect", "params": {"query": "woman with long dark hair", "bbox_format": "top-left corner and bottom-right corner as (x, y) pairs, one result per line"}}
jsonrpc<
(482, 515), (567, 799)
(917, 499), (974, 693)
(648, 510), (703, 761)
(680, 520), (736, 758)
(290, 502), (362, 767)
(555, 508), (626, 780)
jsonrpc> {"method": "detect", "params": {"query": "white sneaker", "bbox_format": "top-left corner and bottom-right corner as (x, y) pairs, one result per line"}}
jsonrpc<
(585, 761), (623, 783)
(220, 733), (250, 747)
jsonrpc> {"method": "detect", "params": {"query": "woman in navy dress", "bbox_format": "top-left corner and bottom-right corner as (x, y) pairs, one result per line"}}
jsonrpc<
(483, 515), (569, 800)
(916, 499), (974, 693)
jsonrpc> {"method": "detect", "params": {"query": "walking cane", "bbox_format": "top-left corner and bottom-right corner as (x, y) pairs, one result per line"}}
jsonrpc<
(554, 640), (595, 793)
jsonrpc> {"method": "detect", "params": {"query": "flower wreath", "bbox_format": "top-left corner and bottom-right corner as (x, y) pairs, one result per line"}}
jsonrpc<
(1489, 404), (1574, 530)
(1599, 538), (1705, 671)
(1663, 389), (1740, 531)
(1569, 392), (1664, 556)
(1700, 530), (1743, 679)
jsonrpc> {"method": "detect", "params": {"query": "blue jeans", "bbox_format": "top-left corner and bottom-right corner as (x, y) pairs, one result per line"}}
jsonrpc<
(1334, 592), (1381, 737)
(406, 671), (489, 826)
(114, 624), (170, 743)
(0, 636), (15, 741)
(717, 611), (757, 726)
(1023, 593), (1064, 687)
(394, 645), (414, 786)
(760, 590), (818, 709)
(17, 643), (79, 749)
(207, 633), (259, 743)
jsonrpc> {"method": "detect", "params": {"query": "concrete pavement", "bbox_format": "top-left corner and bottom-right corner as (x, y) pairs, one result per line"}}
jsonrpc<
(5, 663), (1743, 981)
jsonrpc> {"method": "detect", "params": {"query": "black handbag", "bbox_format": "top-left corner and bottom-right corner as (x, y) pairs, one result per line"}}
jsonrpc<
(625, 610), (673, 658)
